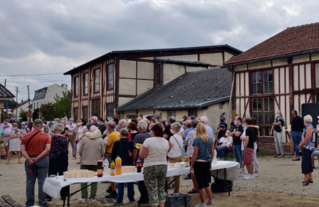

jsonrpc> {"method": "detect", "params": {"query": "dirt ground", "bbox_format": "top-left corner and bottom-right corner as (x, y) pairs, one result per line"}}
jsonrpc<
(1, 152), (319, 207)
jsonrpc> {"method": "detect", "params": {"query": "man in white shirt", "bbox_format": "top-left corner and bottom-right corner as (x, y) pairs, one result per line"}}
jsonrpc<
(0, 119), (12, 157)
(200, 116), (214, 141)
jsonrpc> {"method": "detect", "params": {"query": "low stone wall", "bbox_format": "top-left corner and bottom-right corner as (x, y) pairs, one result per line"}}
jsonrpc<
(258, 142), (293, 155)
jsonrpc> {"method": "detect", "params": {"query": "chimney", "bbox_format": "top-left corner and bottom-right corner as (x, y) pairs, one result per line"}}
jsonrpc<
(65, 84), (68, 90)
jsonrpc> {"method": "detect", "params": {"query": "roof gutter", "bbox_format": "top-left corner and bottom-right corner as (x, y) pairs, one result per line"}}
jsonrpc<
(222, 48), (319, 68)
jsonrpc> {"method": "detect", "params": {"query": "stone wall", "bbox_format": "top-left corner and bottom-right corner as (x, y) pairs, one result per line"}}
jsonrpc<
(258, 142), (292, 155)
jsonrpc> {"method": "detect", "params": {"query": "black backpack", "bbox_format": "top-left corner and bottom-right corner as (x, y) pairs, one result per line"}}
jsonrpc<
(211, 177), (233, 193)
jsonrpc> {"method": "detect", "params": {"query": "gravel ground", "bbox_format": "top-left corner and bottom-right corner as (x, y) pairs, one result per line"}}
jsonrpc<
(0, 152), (319, 207)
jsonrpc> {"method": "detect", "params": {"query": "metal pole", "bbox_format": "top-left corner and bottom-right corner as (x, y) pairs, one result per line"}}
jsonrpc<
(27, 85), (30, 122)
(16, 86), (19, 120)
(27, 85), (30, 106)
(4, 79), (6, 87)
(226, 72), (235, 125)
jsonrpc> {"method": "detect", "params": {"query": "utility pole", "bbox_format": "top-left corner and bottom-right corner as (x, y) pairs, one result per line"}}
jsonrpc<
(16, 86), (19, 119)
(27, 85), (30, 108)
(4, 79), (6, 87)
(27, 85), (30, 122)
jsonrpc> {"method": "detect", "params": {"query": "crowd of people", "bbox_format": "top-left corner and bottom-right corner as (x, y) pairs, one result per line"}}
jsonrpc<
(0, 110), (318, 207)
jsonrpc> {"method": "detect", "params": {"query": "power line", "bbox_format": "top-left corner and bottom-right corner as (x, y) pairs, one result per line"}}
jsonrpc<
(0, 72), (63, 77)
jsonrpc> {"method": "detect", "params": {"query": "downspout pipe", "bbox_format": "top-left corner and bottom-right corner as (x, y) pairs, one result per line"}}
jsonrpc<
(226, 67), (235, 125)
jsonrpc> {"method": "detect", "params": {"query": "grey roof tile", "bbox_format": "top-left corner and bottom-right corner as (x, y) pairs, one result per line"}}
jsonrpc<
(117, 67), (232, 112)
(0, 84), (15, 100)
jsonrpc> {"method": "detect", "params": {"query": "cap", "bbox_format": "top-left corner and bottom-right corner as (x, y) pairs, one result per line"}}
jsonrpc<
(34, 119), (43, 126)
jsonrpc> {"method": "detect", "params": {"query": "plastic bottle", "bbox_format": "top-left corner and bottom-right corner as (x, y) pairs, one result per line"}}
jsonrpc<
(110, 161), (116, 176)
(212, 149), (217, 165)
(103, 159), (109, 176)
(136, 157), (142, 173)
(115, 156), (122, 175)
(97, 158), (103, 177)
(184, 154), (189, 167)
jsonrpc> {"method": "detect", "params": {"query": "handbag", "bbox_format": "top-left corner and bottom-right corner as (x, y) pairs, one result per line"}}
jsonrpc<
(173, 135), (186, 162)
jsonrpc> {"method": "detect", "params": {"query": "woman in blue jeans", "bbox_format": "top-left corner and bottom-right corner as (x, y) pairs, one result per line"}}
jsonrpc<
(291, 110), (304, 161)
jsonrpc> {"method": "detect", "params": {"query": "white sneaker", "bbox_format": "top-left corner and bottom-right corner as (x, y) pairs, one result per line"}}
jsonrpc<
(89, 198), (97, 203)
(78, 198), (87, 203)
(239, 168), (244, 173)
(244, 174), (255, 180)
(244, 170), (248, 175)
(254, 173), (259, 177)
(206, 199), (215, 205)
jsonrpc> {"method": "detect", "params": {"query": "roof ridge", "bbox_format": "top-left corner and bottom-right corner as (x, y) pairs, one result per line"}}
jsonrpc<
(287, 22), (319, 29)
(187, 67), (222, 74)
(224, 22), (319, 66)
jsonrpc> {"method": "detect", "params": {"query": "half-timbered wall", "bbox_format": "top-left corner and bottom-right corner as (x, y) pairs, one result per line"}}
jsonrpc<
(69, 48), (239, 120)
(163, 64), (207, 84)
(118, 60), (154, 107)
(233, 53), (319, 141)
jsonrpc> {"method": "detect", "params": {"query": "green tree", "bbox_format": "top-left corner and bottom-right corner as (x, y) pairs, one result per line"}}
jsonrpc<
(39, 103), (56, 121)
(33, 108), (39, 120)
(54, 91), (71, 118)
(19, 109), (27, 121)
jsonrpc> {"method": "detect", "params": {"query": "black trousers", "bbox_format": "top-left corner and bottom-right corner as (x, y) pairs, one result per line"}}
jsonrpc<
(49, 154), (69, 199)
(137, 181), (149, 202)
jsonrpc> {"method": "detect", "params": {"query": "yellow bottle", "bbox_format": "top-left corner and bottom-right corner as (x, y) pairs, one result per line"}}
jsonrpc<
(115, 156), (122, 175)
(184, 154), (189, 167)
(110, 161), (116, 176)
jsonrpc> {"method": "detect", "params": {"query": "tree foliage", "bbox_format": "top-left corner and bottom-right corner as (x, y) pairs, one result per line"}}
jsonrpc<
(39, 103), (56, 121)
(38, 91), (71, 120)
(33, 108), (39, 120)
(54, 91), (71, 118)
(19, 109), (27, 121)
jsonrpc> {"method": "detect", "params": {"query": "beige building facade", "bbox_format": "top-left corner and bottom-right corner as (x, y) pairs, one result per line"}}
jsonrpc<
(223, 23), (319, 144)
(64, 45), (241, 121)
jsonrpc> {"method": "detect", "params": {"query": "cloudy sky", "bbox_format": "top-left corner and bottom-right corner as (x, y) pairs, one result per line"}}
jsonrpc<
(0, 0), (317, 101)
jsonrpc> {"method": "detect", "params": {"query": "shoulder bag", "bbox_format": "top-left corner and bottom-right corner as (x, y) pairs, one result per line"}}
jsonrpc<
(173, 135), (185, 162)
(25, 131), (41, 152)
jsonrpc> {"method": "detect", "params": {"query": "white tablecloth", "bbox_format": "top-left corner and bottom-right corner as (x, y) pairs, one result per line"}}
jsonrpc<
(44, 161), (239, 199)
(210, 161), (239, 182)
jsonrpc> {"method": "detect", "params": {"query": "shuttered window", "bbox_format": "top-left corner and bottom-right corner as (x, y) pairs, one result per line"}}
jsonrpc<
(83, 73), (88, 95)
(107, 64), (114, 90)
(94, 69), (100, 93)
(74, 76), (79, 98)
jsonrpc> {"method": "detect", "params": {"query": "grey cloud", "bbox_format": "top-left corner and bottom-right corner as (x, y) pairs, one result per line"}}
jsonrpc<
(1, 0), (319, 100)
